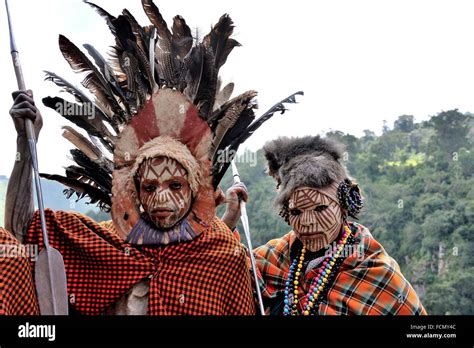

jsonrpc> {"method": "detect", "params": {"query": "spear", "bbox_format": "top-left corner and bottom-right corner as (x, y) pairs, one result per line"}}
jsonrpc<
(231, 161), (265, 315)
(5, 0), (68, 315)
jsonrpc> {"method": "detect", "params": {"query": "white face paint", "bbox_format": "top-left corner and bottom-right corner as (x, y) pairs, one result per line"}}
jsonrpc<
(288, 186), (343, 252)
(137, 156), (192, 229)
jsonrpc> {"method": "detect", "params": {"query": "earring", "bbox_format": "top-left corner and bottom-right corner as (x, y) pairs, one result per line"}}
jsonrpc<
(337, 179), (364, 219)
(279, 201), (290, 224)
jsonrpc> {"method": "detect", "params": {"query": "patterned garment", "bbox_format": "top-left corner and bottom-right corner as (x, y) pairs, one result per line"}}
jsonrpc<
(0, 228), (39, 315)
(254, 222), (427, 315)
(20, 209), (255, 315)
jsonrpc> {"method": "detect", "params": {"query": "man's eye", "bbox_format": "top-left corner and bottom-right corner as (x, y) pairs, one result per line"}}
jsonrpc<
(290, 209), (301, 216)
(170, 182), (182, 190)
(143, 185), (156, 193)
(314, 205), (328, 212)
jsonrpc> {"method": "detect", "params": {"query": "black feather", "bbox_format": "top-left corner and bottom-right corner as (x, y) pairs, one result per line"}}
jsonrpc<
(142, 0), (176, 86)
(82, 44), (129, 113)
(69, 149), (112, 192)
(42, 96), (115, 152)
(203, 14), (241, 70)
(211, 103), (256, 187)
(211, 91), (304, 188)
(209, 91), (257, 157)
(172, 15), (192, 60)
(44, 70), (91, 104)
(83, 1), (116, 34)
(128, 39), (154, 92)
(59, 35), (124, 119)
(183, 45), (204, 102)
(40, 172), (111, 210)
(141, 0), (172, 40)
(122, 9), (148, 53)
(230, 91), (304, 147)
(192, 45), (217, 118)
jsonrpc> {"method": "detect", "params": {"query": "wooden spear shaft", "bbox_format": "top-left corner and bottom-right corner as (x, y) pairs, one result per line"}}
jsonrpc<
(5, 0), (68, 315)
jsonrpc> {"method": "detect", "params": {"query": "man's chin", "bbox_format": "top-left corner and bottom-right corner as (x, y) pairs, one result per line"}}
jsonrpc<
(150, 218), (180, 230)
(302, 238), (327, 252)
(298, 232), (325, 240)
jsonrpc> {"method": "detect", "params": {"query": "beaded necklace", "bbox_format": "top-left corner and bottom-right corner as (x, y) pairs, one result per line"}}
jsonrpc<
(283, 225), (355, 316)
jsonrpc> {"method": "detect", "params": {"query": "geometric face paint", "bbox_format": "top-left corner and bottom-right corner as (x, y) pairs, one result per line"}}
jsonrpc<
(136, 156), (192, 229)
(288, 186), (343, 252)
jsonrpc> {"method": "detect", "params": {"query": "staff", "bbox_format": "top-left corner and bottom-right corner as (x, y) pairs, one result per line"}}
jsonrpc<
(231, 160), (265, 315)
(5, 0), (68, 315)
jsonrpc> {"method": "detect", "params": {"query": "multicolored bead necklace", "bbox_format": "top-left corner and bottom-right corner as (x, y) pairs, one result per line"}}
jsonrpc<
(283, 225), (354, 316)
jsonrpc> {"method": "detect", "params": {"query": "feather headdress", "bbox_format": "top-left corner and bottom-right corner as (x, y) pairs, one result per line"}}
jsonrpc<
(40, 0), (303, 239)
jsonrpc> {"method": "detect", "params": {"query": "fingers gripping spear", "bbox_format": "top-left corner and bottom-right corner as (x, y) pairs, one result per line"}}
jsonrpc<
(5, 0), (68, 315)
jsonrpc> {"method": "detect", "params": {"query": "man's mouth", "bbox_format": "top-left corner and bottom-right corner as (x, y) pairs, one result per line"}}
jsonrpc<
(299, 232), (325, 238)
(152, 208), (174, 217)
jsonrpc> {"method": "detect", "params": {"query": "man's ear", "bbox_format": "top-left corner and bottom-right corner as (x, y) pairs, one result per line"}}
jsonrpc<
(214, 187), (226, 206)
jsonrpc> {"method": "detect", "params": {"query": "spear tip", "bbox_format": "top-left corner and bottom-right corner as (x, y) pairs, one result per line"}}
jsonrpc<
(5, 0), (18, 53)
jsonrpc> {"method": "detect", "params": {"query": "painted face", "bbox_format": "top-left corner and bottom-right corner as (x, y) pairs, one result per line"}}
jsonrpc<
(136, 156), (192, 229)
(288, 186), (343, 252)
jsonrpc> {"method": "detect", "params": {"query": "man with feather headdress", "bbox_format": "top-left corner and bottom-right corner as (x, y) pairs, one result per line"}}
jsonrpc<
(0, 0), (300, 315)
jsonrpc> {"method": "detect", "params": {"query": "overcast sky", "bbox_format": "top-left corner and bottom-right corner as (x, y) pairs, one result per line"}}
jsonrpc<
(1, 0), (474, 176)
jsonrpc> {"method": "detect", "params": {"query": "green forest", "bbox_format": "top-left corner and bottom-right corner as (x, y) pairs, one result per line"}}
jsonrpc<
(218, 110), (474, 315)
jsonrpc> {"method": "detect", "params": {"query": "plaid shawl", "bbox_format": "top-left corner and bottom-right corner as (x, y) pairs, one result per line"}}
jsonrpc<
(21, 209), (255, 315)
(254, 222), (427, 315)
(0, 228), (39, 315)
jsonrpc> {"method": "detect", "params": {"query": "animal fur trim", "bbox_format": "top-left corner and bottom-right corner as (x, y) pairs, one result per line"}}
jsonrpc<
(263, 135), (349, 208)
(129, 136), (202, 199)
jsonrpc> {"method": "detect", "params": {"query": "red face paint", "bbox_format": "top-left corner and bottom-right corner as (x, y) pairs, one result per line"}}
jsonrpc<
(288, 186), (343, 252)
(137, 157), (192, 229)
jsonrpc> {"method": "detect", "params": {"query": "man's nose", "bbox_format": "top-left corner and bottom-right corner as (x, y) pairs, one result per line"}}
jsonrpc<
(156, 189), (168, 203)
(300, 211), (317, 227)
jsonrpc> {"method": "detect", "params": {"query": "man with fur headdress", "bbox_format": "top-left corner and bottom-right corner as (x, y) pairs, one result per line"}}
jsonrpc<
(226, 135), (427, 315)
(0, 0), (301, 315)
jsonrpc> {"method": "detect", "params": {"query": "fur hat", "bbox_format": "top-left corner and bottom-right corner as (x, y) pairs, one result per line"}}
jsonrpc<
(129, 136), (202, 200)
(263, 135), (349, 209)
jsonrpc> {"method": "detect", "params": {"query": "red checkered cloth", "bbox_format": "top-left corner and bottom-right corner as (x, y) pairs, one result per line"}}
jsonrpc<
(24, 209), (255, 315)
(0, 227), (39, 315)
(254, 222), (427, 315)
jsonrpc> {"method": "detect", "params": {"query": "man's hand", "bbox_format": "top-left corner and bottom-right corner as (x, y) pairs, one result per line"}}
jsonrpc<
(221, 182), (248, 231)
(5, 89), (42, 242)
(10, 90), (43, 140)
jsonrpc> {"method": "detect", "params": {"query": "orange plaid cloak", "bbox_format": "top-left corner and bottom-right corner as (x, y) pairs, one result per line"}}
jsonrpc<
(1, 209), (255, 315)
(254, 222), (427, 315)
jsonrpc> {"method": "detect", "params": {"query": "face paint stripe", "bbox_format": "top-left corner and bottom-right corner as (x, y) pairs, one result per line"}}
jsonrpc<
(168, 192), (181, 207)
(138, 157), (192, 229)
(175, 191), (186, 200)
(146, 165), (160, 180)
(316, 213), (331, 229)
(289, 187), (344, 251)
(324, 208), (338, 223)
(292, 189), (334, 210)
(319, 209), (337, 229)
